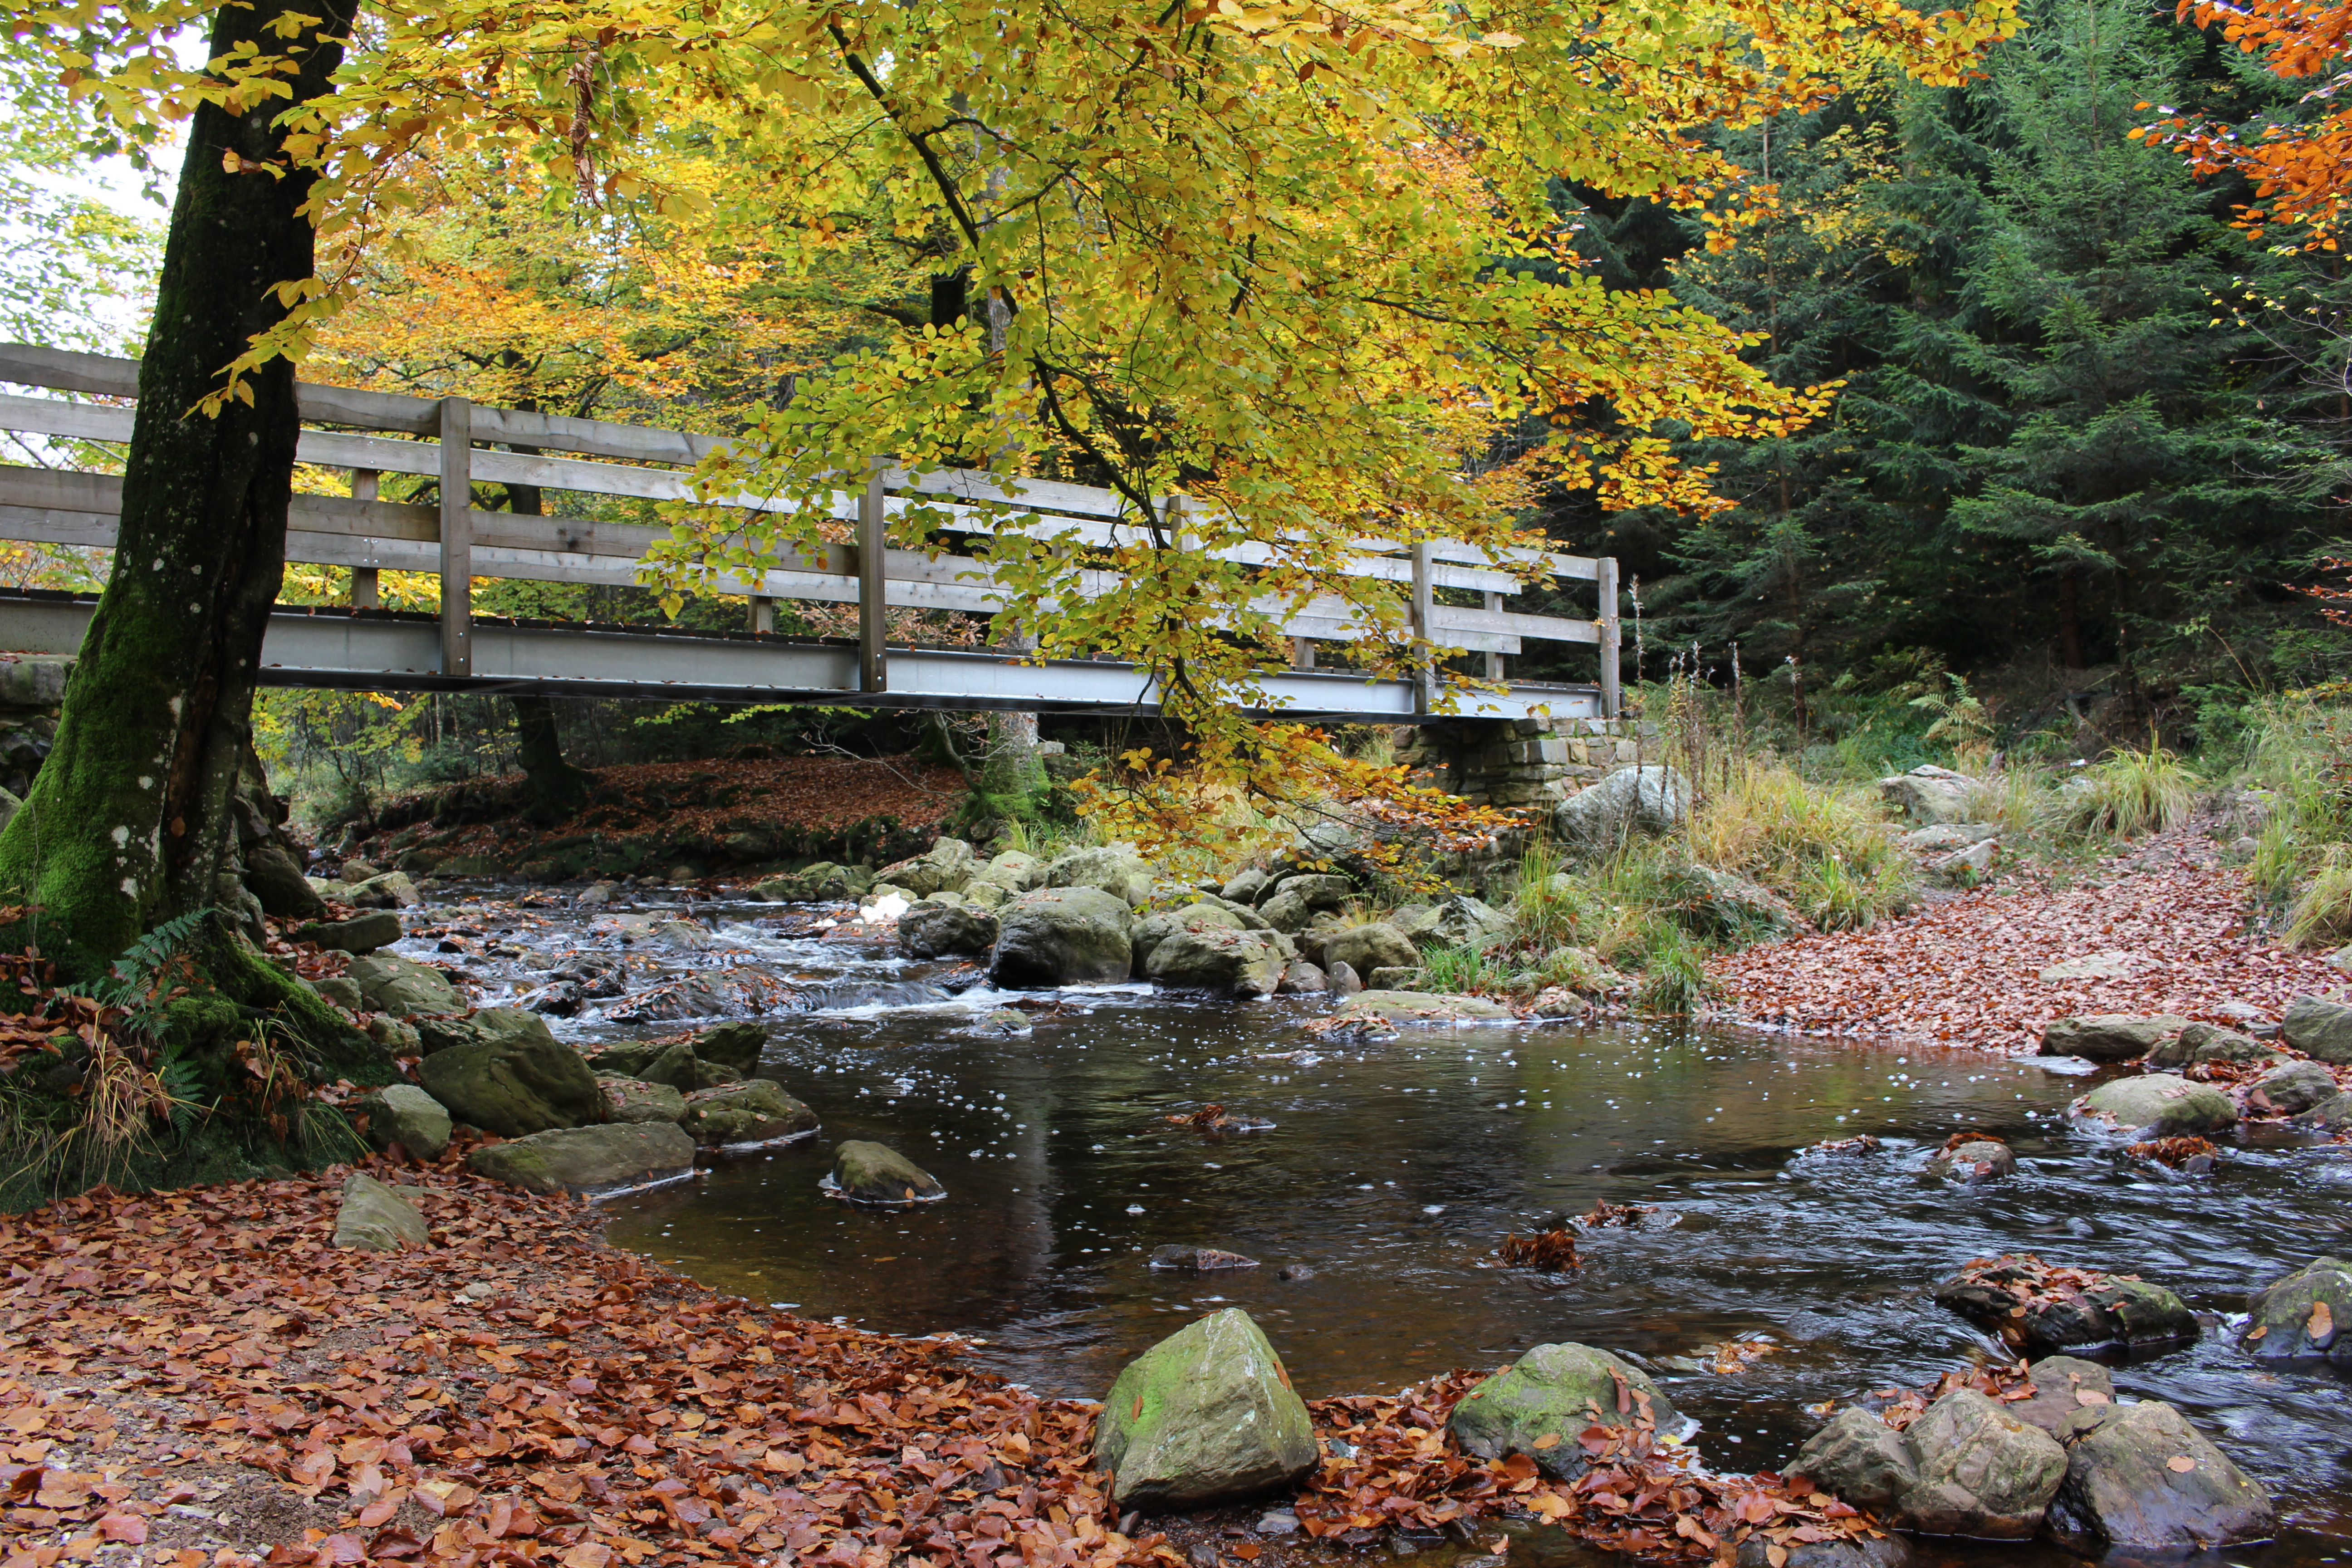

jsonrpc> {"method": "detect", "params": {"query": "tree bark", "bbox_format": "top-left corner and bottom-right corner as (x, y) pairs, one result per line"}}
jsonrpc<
(0, 0), (359, 977)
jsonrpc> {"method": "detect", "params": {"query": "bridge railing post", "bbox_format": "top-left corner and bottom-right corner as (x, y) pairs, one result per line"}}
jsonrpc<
(1409, 539), (1435, 715)
(349, 468), (380, 609)
(437, 397), (472, 677)
(1597, 556), (1622, 717)
(858, 456), (889, 693)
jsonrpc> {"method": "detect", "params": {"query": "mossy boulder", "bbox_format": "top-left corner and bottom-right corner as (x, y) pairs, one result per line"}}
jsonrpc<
(1932, 1256), (2199, 1357)
(2239, 1255), (2352, 1364)
(682, 1079), (818, 1147)
(290, 909), (403, 956)
(1898, 1389), (2066, 1538)
(467, 1122), (695, 1195)
(2043, 1400), (2275, 1553)
(1257, 873), (1353, 933)
(344, 952), (462, 1017)
(2282, 992), (2352, 1063)
(586, 1040), (664, 1076)
(353, 1084), (451, 1159)
(828, 1140), (945, 1204)
(2039, 1014), (2190, 1063)
(1313, 922), (1417, 977)
(2074, 1074), (2236, 1136)
(1788, 1408), (1917, 1511)
(899, 898), (1000, 958)
(692, 1020), (768, 1076)
(417, 1031), (602, 1137)
(875, 838), (975, 897)
(1146, 926), (1290, 999)
(1132, 904), (1247, 970)
(413, 1005), (560, 1058)
(1093, 1308), (1317, 1511)
(245, 842), (328, 921)
(344, 871), (422, 909)
(598, 1073), (687, 1126)
(1334, 990), (1513, 1024)
(1044, 845), (1156, 907)
(990, 887), (1134, 987)
(1449, 1343), (1684, 1480)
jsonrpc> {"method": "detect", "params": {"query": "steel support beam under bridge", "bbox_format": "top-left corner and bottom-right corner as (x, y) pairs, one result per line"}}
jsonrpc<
(0, 595), (1603, 724)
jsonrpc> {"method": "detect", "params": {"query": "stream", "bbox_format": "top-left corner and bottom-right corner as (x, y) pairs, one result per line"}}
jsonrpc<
(411, 885), (2352, 1562)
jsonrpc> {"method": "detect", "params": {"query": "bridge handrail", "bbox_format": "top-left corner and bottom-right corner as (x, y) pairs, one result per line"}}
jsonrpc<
(0, 342), (1622, 712)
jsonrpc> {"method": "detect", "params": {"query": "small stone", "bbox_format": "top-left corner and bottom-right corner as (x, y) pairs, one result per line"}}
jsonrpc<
(1326, 960), (1364, 996)
(1788, 1407), (1916, 1512)
(2239, 1254), (2352, 1364)
(1277, 960), (1328, 995)
(1150, 1245), (1260, 1271)
(1933, 1255), (2199, 1357)
(829, 1140), (946, 1204)
(315, 976), (363, 1012)
(682, 1079), (819, 1147)
(2037, 952), (2146, 984)
(333, 1172), (429, 1252)
(1924, 1138), (2014, 1182)
(1276, 1264), (1316, 1281)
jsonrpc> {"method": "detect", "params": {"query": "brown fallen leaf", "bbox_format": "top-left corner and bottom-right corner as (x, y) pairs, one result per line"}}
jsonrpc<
(2310, 1300), (2335, 1343)
(2166, 1455), (2197, 1473)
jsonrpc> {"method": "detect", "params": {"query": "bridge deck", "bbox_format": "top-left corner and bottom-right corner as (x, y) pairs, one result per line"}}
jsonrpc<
(0, 593), (1602, 722)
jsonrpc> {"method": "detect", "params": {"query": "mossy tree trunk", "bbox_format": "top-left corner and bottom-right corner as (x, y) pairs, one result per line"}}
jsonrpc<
(0, 0), (359, 980)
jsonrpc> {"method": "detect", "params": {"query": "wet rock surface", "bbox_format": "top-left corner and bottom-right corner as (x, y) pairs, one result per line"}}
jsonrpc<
(1092, 1308), (1316, 1511)
(1932, 1256), (2200, 1357)
(1449, 1343), (1685, 1480)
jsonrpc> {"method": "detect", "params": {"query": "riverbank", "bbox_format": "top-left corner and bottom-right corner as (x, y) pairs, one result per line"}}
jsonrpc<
(0, 1159), (1863, 1568)
(1709, 827), (2348, 1050)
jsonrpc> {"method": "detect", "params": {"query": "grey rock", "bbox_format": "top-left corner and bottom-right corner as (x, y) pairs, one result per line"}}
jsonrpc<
(1450, 1342), (1684, 1481)
(416, 1029), (603, 1137)
(1315, 922), (1418, 978)
(990, 886), (1135, 987)
(1788, 1407), (1917, 1512)
(244, 842), (328, 921)
(2076, 1073), (2238, 1136)
(1221, 867), (1272, 905)
(984, 849), (1045, 892)
(1147, 926), (1290, 999)
(333, 1172), (429, 1252)
(830, 1140), (945, 1204)
(2005, 1357), (2116, 1443)
(1132, 904), (1247, 970)
(1278, 961), (1328, 995)
(693, 1020), (767, 1077)
(1877, 764), (1984, 826)
(413, 1005), (563, 1058)
(1045, 845), (1156, 907)
(2293, 1090), (2352, 1131)
(1927, 838), (2000, 883)
(2043, 1399), (2275, 1553)
(634, 1041), (735, 1093)
(1901, 823), (1999, 853)
(1326, 960), (1364, 996)
(2037, 951), (2145, 984)
(291, 909), (404, 956)
(683, 1078), (818, 1147)
(1093, 1308), (1317, 1511)
(899, 897), (1000, 958)
(1735, 1537), (1911, 1568)
(1897, 1388), (2066, 1538)
(2282, 992), (2352, 1063)
(1334, 989), (1511, 1024)
(597, 1073), (688, 1126)
(343, 952), (463, 1017)
(1933, 1257), (2200, 1357)
(1421, 893), (1510, 949)
(1256, 873), (1354, 934)
(2239, 1254), (2352, 1365)
(1554, 765), (1690, 853)
(1150, 1245), (1261, 1271)
(1925, 1139), (2015, 1182)
(467, 1122), (696, 1195)
(315, 976), (363, 1012)
(344, 871), (422, 909)
(972, 1007), (1033, 1037)
(353, 1084), (451, 1159)
(2250, 1058), (2340, 1114)
(1665, 862), (1809, 940)
(2148, 1022), (2277, 1069)
(2039, 1014), (2189, 1063)
(875, 838), (976, 898)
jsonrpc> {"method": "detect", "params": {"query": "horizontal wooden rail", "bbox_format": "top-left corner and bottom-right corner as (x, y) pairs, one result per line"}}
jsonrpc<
(0, 340), (1622, 708)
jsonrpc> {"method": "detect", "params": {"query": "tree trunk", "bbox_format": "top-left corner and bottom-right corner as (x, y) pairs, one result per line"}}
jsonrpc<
(0, 0), (358, 981)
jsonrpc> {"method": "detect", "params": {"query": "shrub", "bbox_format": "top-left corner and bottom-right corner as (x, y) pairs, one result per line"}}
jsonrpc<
(1635, 923), (1711, 1017)
(2049, 740), (2198, 839)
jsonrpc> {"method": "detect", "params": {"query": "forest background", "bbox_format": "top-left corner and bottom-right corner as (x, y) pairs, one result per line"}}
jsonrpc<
(6, 0), (2349, 824)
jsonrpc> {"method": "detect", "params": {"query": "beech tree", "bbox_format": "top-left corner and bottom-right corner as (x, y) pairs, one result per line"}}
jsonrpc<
(2, 0), (2023, 939)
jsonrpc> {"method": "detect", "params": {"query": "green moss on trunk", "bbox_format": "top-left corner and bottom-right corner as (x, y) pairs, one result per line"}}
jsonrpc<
(0, 0), (360, 977)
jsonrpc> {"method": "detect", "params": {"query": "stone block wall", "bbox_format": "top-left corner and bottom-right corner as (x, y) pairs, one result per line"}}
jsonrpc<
(1393, 715), (1659, 810)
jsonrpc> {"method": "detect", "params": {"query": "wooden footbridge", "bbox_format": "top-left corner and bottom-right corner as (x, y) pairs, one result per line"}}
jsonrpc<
(0, 344), (1620, 724)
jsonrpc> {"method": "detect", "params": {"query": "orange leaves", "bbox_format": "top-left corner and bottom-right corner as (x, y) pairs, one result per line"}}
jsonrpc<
(2145, 0), (2352, 245)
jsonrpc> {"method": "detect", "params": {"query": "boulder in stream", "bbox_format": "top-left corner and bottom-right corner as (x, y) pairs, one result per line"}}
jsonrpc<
(345, 870), (421, 909)
(898, 897), (999, 957)
(1093, 1308), (1316, 1511)
(2043, 1400), (2276, 1554)
(1449, 1343), (1686, 1481)
(828, 1140), (945, 1204)
(683, 1079), (818, 1148)
(416, 1030), (603, 1138)
(1924, 1137), (2014, 1182)
(413, 1005), (561, 1058)
(2239, 1255), (2352, 1364)
(990, 887), (1134, 987)
(597, 1073), (687, 1126)
(2148, 1022), (2278, 1069)
(1131, 904), (1246, 970)
(2039, 1014), (2188, 1063)
(693, 1020), (768, 1077)
(1146, 926), (1290, 999)
(1333, 990), (1512, 1025)
(2004, 1356), (2116, 1442)
(1314, 922), (1417, 978)
(1278, 961), (1327, 995)
(2281, 992), (2352, 1062)
(875, 838), (975, 897)
(1900, 1389), (2067, 1538)
(1932, 1255), (2199, 1357)
(2248, 1058), (2341, 1115)
(467, 1122), (696, 1196)
(2074, 1074), (2237, 1137)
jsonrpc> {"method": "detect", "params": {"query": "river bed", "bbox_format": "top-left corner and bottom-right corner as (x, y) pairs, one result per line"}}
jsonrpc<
(416, 886), (2352, 1559)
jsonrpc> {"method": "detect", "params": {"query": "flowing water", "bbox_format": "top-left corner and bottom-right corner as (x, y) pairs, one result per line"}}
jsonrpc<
(425, 888), (2352, 1559)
